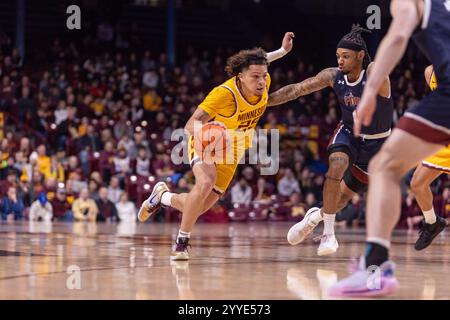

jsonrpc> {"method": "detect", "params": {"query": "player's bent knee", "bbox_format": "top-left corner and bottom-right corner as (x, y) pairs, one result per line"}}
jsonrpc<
(410, 175), (427, 193)
(196, 178), (215, 195)
(327, 154), (349, 179)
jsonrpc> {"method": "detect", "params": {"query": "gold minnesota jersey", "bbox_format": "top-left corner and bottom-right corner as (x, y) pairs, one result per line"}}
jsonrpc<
(187, 74), (271, 194)
(198, 74), (271, 150)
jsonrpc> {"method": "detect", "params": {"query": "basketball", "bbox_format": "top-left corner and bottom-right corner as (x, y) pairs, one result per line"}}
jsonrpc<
(193, 122), (231, 164)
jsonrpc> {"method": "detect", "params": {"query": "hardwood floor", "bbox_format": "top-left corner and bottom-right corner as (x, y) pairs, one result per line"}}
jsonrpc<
(0, 221), (449, 299)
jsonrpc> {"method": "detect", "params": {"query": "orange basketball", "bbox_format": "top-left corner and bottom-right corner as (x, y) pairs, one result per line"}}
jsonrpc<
(193, 122), (231, 164)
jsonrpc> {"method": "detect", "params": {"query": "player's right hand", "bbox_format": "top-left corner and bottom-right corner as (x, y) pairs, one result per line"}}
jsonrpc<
(282, 32), (295, 53)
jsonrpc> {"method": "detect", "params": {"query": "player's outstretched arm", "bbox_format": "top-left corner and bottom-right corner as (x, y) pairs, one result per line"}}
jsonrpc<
(184, 108), (212, 136)
(361, 0), (420, 97)
(354, 0), (421, 134)
(267, 67), (337, 107)
(266, 32), (294, 63)
(367, 62), (391, 98)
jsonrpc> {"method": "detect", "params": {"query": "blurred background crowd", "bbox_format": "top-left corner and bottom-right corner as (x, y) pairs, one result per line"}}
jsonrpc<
(0, 0), (448, 229)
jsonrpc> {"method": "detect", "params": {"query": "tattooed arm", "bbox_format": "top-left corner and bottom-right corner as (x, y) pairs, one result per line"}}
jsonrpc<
(267, 67), (337, 107)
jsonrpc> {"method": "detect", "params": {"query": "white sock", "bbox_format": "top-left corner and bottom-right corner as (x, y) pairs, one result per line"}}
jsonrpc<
(366, 237), (390, 249)
(161, 192), (174, 206)
(323, 213), (335, 235)
(423, 208), (437, 224)
(178, 230), (191, 240)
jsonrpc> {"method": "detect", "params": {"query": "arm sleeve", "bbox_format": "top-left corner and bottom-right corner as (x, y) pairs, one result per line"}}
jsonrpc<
(266, 47), (287, 63)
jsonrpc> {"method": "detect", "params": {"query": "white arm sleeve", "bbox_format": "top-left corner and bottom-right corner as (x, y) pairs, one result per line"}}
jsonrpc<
(266, 47), (288, 63)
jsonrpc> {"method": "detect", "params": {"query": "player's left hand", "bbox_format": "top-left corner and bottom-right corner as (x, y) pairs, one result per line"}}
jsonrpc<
(282, 32), (295, 53)
(353, 90), (377, 136)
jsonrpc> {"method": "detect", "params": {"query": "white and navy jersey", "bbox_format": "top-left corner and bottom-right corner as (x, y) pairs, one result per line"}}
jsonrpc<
(413, 0), (450, 88)
(333, 69), (393, 135)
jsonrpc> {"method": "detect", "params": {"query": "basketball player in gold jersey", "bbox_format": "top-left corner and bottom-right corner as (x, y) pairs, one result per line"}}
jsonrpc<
(410, 65), (448, 250)
(138, 32), (295, 260)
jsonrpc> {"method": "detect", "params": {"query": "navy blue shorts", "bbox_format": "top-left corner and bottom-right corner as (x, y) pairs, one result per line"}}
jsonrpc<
(327, 123), (387, 193)
(397, 88), (450, 145)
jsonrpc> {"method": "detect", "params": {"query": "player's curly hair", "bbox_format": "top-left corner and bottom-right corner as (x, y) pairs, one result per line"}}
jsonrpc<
(338, 24), (372, 69)
(225, 47), (268, 77)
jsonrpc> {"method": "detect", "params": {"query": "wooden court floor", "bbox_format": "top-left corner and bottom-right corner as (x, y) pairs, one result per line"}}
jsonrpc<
(0, 221), (449, 300)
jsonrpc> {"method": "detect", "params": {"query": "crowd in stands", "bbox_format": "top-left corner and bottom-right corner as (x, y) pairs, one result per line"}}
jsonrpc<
(1, 24), (449, 229)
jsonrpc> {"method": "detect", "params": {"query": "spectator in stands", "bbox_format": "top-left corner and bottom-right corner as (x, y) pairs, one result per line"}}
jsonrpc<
(241, 166), (256, 186)
(29, 192), (53, 222)
(253, 177), (273, 205)
(35, 144), (50, 177)
(134, 145), (151, 177)
(231, 177), (252, 206)
(336, 194), (365, 227)
(143, 89), (162, 112)
(45, 156), (65, 182)
(107, 176), (123, 204)
(65, 155), (80, 179)
(96, 186), (119, 222)
(78, 124), (102, 152)
(12, 151), (27, 176)
(54, 100), (68, 125)
(116, 192), (136, 223)
(113, 147), (131, 182)
(99, 140), (115, 183)
(72, 187), (98, 222)
(152, 152), (174, 179)
(175, 178), (190, 194)
(278, 168), (301, 198)
(68, 171), (88, 194)
(0, 170), (17, 196)
(88, 179), (100, 200)
(0, 186), (24, 221)
(51, 188), (72, 221)
(284, 192), (307, 220)
(404, 190), (423, 230)
(118, 134), (136, 159)
(304, 192), (319, 210)
(264, 112), (287, 136)
(17, 86), (35, 122)
(29, 169), (45, 201)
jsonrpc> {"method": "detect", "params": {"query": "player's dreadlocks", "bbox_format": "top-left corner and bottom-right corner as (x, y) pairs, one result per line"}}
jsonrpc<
(337, 24), (372, 69)
(225, 48), (268, 77)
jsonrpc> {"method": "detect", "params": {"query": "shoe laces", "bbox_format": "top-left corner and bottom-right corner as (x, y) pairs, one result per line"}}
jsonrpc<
(418, 222), (433, 237)
(175, 238), (191, 252)
(313, 233), (333, 243)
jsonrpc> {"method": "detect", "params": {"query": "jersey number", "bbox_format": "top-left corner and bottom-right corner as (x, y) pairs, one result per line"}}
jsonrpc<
(237, 118), (259, 131)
